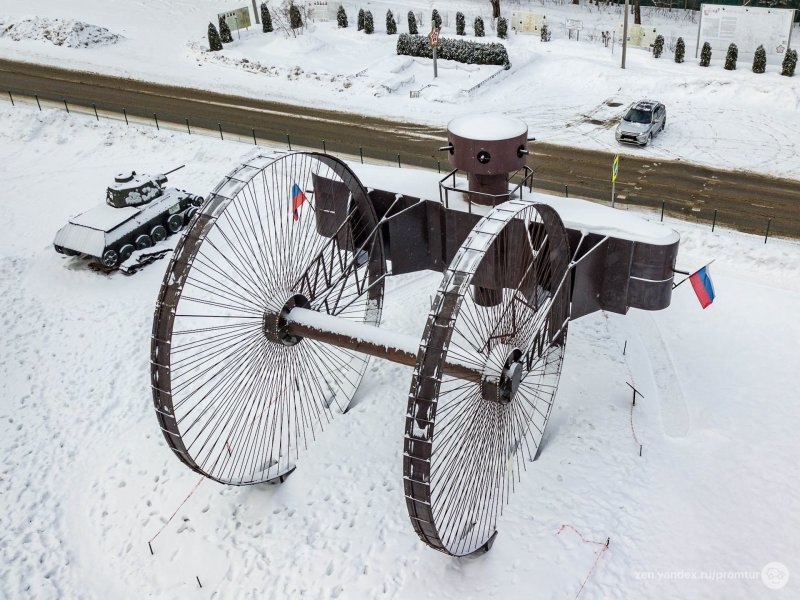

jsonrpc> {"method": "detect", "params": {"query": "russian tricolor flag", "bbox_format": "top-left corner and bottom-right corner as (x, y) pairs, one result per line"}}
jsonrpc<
(291, 183), (307, 221)
(689, 265), (715, 309)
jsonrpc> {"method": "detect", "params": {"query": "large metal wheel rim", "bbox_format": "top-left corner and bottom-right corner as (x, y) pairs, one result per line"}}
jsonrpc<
(151, 152), (386, 485)
(404, 200), (571, 556)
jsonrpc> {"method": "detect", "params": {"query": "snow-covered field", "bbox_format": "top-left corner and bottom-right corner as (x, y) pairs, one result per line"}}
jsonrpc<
(1, 0), (799, 178)
(1, 102), (799, 599)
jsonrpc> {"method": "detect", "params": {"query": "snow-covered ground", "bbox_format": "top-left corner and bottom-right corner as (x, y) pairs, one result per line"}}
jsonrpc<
(1, 0), (799, 178)
(1, 102), (799, 599)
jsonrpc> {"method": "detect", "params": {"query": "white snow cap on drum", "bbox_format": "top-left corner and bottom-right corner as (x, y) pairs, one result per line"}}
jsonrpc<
(447, 115), (527, 141)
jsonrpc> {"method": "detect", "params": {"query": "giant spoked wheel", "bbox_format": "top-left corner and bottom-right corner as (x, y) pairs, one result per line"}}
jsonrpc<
(403, 200), (572, 556)
(151, 152), (386, 485)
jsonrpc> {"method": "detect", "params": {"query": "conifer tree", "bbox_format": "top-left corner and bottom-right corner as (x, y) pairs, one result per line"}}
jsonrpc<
(474, 16), (485, 37)
(358, 8), (365, 31)
(208, 22), (223, 51)
(752, 44), (766, 74)
(289, 3), (303, 29)
(261, 3), (273, 32)
(408, 11), (418, 35)
(456, 12), (465, 35)
(432, 9), (442, 30)
(652, 34), (664, 58)
(364, 10), (374, 34)
(540, 23), (550, 42)
(724, 43), (737, 70)
(497, 17), (507, 39)
(699, 41), (711, 67)
(219, 17), (233, 43)
(781, 48), (797, 77)
(337, 5), (348, 28)
(674, 37), (685, 63)
(386, 10), (397, 34)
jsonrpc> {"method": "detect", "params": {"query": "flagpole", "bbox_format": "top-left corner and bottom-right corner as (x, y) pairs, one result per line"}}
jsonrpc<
(672, 259), (715, 289)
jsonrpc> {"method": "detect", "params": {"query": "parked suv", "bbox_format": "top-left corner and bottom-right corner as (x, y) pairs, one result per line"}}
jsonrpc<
(615, 100), (666, 146)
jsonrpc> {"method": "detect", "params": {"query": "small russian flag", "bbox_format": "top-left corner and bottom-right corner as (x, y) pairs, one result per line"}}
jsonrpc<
(689, 265), (715, 309)
(291, 183), (307, 221)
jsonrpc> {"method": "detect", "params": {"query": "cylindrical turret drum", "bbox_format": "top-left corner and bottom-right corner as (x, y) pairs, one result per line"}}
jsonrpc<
(446, 115), (528, 206)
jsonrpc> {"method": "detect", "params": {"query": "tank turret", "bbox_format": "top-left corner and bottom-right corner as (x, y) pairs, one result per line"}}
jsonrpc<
(106, 171), (165, 208)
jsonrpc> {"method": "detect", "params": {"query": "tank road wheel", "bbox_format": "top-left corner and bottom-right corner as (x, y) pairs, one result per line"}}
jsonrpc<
(100, 249), (119, 268)
(151, 225), (167, 243)
(119, 244), (135, 263)
(135, 234), (152, 250)
(166, 213), (183, 234)
(151, 152), (386, 485)
(404, 200), (572, 556)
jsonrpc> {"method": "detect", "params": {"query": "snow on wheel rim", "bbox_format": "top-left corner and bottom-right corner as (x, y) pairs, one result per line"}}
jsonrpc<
(151, 152), (386, 485)
(403, 200), (571, 556)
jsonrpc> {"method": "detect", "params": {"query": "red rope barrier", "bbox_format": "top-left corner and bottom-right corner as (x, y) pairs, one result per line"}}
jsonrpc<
(556, 524), (610, 599)
(148, 476), (205, 547)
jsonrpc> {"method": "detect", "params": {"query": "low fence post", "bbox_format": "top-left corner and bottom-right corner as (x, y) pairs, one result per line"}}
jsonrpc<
(287, 133), (292, 151)
(397, 154), (401, 168)
(765, 218), (771, 244)
(93, 104), (99, 121)
(186, 118), (191, 135)
(660, 201), (665, 222)
(322, 139), (326, 154)
(437, 160), (441, 174)
(359, 146), (363, 164)
(711, 209), (717, 232)
(218, 123), (223, 140)
(63, 99), (69, 113)
(35, 95), (41, 111)
(564, 184), (569, 198)
(7, 91), (13, 106)
(123, 108), (128, 125)
(252, 128), (257, 145)
(154, 113), (159, 130)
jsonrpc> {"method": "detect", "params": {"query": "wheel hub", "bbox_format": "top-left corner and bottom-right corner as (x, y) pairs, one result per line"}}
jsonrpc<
(481, 347), (523, 404)
(263, 294), (310, 346)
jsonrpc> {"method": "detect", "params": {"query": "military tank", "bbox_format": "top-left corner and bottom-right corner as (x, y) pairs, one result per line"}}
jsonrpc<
(53, 165), (204, 268)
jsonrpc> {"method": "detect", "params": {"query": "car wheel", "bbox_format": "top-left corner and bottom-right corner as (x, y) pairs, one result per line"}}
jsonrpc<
(135, 234), (153, 250)
(166, 213), (183, 234)
(119, 244), (135, 262)
(100, 249), (119, 268)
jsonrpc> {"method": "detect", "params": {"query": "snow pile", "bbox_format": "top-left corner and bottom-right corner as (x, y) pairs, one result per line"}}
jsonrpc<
(0, 16), (121, 48)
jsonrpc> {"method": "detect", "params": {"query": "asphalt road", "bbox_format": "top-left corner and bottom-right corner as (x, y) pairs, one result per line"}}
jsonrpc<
(2, 57), (798, 238)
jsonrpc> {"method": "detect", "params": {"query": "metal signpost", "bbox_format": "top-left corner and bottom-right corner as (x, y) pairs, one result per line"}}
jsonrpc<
(428, 26), (440, 78)
(611, 154), (619, 207)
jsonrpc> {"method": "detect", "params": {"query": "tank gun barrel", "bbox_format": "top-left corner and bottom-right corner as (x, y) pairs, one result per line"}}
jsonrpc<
(164, 164), (186, 176)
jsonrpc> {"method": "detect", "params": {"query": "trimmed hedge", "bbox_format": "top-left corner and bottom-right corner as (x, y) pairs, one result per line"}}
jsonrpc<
(397, 33), (510, 68)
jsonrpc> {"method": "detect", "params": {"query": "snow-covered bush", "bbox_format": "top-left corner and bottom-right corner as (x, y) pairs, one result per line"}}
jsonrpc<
(781, 48), (797, 77)
(408, 11), (418, 35)
(261, 3), (273, 33)
(474, 16), (485, 37)
(456, 12), (465, 35)
(289, 3), (303, 29)
(674, 36), (684, 63)
(540, 24), (550, 42)
(700, 41), (711, 67)
(397, 33), (510, 68)
(364, 10), (374, 34)
(497, 17), (507, 39)
(218, 17), (233, 43)
(724, 43), (737, 70)
(358, 8), (364, 31)
(752, 45), (766, 74)
(386, 10), (396, 35)
(337, 6), (347, 28)
(432, 9), (442, 30)
(208, 22), (223, 51)
(652, 34), (664, 58)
